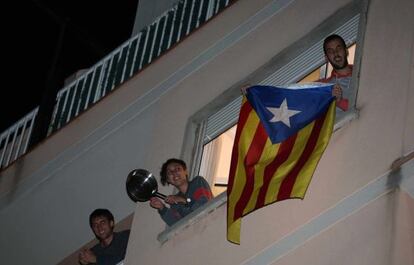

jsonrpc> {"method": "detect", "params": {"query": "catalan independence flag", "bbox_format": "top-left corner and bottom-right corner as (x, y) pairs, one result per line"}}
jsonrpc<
(227, 84), (336, 244)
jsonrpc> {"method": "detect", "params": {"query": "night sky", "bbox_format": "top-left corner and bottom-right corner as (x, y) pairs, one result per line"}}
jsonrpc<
(2, 0), (139, 132)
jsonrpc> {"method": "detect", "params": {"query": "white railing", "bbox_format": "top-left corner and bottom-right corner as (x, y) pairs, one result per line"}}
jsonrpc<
(0, 108), (38, 169)
(0, 0), (234, 170)
(48, 0), (232, 134)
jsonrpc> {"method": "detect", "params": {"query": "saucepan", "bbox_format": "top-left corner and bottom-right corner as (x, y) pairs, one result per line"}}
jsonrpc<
(126, 168), (167, 202)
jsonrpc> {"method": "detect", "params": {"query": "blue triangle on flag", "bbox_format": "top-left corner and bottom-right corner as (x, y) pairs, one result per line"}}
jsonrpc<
(246, 84), (334, 144)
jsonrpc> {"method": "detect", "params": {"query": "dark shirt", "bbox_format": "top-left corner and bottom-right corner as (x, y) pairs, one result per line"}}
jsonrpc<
(91, 230), (130, 265)
(158, 176), (213, 226)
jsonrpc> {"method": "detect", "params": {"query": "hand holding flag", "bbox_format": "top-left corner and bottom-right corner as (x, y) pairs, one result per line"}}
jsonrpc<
(227, 84), (336, 244)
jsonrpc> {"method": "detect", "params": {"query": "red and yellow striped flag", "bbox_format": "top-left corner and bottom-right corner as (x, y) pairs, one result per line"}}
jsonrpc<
(227, 85), (336, 244)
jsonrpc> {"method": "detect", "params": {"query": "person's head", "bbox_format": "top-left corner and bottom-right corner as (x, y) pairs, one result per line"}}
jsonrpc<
(160, 158), (188, 186)
(89, 208), (115, 242)
(323, 34), (349, 70)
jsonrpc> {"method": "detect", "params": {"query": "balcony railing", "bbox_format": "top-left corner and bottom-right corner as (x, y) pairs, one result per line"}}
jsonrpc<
(0, 108), (38, 168)
(0, 0), (235, 170)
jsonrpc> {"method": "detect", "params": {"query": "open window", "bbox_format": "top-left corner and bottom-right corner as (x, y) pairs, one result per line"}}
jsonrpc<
(191, 9), (365, 196)
(200, 43), (357, 195)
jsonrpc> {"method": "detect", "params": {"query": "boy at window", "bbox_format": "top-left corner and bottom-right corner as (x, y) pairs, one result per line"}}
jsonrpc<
(149, 158), (213, 226)
(317, 34), (353, 111)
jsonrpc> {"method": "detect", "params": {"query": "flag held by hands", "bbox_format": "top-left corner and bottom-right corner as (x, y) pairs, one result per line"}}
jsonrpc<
(227, 84), (336, 244)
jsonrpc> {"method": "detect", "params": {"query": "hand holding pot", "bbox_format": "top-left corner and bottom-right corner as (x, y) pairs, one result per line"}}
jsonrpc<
(165, 195), (188, 205)
(149, 197), (165, 210)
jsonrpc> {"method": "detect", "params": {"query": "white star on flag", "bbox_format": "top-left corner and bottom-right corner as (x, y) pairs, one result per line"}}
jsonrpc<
(267, 98), (301, 127)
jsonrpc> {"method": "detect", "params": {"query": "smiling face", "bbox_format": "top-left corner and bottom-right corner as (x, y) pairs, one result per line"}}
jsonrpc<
(91, 216), (114, 243)
(166, 162), (188, 188)
(324, 38), (349, 70)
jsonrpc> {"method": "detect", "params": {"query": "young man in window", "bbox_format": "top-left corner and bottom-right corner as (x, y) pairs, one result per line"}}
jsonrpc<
(149, 158), (213, 226)
(78, 208), (130, 265)
(318, 34), (353, 111)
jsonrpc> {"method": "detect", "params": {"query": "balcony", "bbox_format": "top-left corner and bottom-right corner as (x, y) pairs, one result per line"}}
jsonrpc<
(0, 0), (236, 170)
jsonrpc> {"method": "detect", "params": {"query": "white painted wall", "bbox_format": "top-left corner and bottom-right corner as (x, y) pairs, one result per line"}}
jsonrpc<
(124, 0), (414, 264)
(131, 0), (180, 36)
(0, 0), (412, 264)
(391, 190), (414, 265)
(0, 107), (156, 264)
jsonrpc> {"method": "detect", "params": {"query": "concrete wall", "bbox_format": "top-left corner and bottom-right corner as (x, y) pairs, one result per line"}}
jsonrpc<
(0, 0), (412, 264)
(125, 0), (414, 264)
(391, 190), (414, 265)
(269, 192), (397, 265)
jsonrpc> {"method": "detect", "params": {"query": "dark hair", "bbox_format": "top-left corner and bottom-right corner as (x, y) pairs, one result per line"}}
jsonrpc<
(89, 208), (114, 228)
(323, 34), (347, 54)
(160, 158), (187, 185)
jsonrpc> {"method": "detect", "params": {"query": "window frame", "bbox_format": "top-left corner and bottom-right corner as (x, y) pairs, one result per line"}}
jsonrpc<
(185, 3), (367, 186)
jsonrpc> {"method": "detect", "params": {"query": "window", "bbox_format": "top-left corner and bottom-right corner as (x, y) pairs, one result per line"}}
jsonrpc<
(195, 15), (362, 195)
(199, 43), (357, 194)
(199, 126), (236, 196)
(158, 1), (367, 242)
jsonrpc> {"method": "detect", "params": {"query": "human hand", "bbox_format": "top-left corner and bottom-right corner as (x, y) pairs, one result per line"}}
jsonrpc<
(332, 84), (342, 101)
(150, 197), (165, 209)
(78, 249), (96, 264)
(240, 84), (252, 96)
(165, 195), (187, 205)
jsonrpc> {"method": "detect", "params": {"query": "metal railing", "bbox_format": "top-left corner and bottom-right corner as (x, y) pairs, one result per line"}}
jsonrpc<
(0, 108), (38, 168)
(0, 0), (234, 170)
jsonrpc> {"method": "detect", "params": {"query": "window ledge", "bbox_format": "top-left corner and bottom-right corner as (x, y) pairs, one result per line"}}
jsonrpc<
(157, 192), (227, 244)
(334, 108), (359, 132)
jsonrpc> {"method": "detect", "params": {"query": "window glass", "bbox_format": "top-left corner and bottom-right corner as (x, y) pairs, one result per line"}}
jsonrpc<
(199, 126), (236, 196)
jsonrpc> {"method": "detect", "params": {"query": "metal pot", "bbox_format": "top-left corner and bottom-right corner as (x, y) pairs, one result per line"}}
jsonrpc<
(126, 169), (167, 202)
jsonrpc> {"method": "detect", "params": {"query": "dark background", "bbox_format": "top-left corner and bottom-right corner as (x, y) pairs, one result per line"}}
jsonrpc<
(1, 0), (139, 132)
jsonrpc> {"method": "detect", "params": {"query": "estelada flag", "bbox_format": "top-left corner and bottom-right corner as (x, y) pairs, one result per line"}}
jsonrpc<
(227, 84), (336, 244)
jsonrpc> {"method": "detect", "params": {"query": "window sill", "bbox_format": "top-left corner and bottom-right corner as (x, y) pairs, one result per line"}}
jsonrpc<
(334, 108), (359, 132)
(157, 192), (227, 244)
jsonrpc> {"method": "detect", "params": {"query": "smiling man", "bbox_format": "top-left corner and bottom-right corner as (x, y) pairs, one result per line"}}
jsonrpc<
(149, 158), (213, 226)
(318, 34), (354, 111)
(78, 209), (130, 265)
